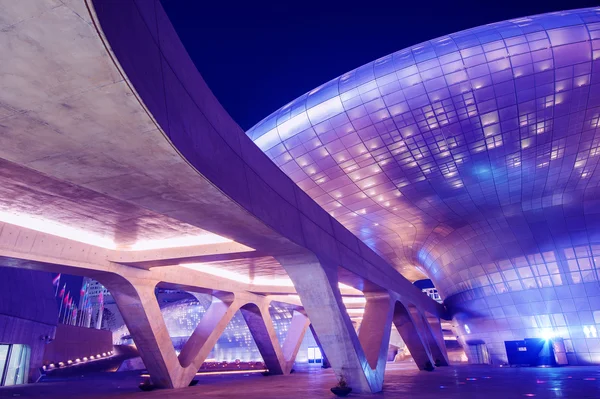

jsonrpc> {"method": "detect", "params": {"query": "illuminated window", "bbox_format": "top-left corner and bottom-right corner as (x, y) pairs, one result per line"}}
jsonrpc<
(0, 344), (30, 386)
(584, 325), (597, 338)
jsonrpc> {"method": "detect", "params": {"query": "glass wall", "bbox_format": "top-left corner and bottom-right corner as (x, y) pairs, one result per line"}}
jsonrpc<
(0, 344), (30, 386)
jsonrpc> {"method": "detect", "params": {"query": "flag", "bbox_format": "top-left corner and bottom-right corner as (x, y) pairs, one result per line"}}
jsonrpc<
(80, 281), (87, 297)
(52, 274), (61, 286)
(99, 290), (104, 304)
(59, 284), (66, 298)
(63, 291), (70, 305)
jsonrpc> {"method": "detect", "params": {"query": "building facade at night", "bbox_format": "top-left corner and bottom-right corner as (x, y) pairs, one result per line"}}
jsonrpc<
(248, 8), (600, 365)
(1, 1), (600, 397)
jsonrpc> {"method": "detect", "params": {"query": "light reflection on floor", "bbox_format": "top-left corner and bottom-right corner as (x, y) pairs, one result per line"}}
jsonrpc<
(3, 363), (600, 398)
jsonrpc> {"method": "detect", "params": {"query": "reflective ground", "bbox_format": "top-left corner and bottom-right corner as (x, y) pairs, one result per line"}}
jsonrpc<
(3, 363), (600, 398)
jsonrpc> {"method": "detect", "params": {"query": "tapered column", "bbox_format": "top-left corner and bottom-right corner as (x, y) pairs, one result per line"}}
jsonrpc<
(242, 302), (309, 375)
(177, 294), (242, 385)
(309, 324), (331, 368)
(280, 310), (310, 372)
(358, 293), (395, 371)
(241, 302), (285, 374)
(105, 276), (243, 389)
(278, 254), (389, 393)
(103, 278), (179, 388)
(422, 314), (449, 366)
(393, 302), (433, 370)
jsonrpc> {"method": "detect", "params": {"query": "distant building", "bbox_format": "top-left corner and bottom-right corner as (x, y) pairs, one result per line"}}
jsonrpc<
(422, 287), (442, 303)
(79, 278), (112, 329)
(413, 279), (443, 303)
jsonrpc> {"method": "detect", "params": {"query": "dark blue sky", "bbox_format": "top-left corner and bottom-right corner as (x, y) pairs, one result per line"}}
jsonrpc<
(162, 0), (597, 130)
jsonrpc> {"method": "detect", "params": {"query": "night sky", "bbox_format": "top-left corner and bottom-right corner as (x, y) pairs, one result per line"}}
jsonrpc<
(161, 0), (598, 131)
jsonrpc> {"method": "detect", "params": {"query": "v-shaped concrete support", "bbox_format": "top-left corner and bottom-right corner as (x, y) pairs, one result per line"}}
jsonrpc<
(241, 304), (309, 374)
(422, 313), (449, 366)
(393, 302), (434, 370)
(105, 278), (243, 388)
(309, 324), (331, 368)
(278, 255), (394, 393)
(106, 277), (310, 389)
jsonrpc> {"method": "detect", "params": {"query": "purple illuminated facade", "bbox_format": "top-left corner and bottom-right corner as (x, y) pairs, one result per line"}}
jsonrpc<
(249, 8), (600, 364)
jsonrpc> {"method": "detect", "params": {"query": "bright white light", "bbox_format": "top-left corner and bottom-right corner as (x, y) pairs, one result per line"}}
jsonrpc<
(253, 277), (295, 287)
(182, 263), (360, 290)
(342, 297), (366, 304)
(0, 211), (231, 252)
(540, 329), (554, 340)
(347, 308), (365, 315)
(0, 211), (116, 249)
(182, 264), (253, 284)
(464, 324), (471, 334)
(129, 234), (231, 251)
(277, 112), (311, 141)
(306, 97), (344, 125)
(254, 128), (280, 151)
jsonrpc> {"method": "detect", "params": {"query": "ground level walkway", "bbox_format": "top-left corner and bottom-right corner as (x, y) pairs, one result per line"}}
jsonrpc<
(2, 363), (600, 398)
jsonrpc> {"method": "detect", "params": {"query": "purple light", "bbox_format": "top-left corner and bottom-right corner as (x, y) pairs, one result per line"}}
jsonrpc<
(249, 7), (600, 366)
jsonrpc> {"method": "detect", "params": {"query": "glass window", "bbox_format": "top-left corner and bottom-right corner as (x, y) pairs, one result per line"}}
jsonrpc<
(0, 345), (9, 384)
(2, 344), (30, 386)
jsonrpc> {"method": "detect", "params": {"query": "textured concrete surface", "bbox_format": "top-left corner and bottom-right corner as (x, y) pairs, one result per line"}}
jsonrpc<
(0, 0), (447, 393)
(3, 363), (600, 398)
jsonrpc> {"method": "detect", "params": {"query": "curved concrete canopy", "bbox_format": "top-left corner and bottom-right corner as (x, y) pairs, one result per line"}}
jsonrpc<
(0, 0), (444, 318)
(0, 2), (449, 390)
(89, 0), (447, 315)
(249, 8), (600, 363)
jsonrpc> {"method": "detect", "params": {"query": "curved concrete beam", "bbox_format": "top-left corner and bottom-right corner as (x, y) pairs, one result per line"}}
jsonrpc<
(88, 0), (444, 318)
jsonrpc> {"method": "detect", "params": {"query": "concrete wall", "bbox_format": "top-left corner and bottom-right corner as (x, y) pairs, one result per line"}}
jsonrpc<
(43, 324), (113, 365)
(0, 267), (57, 383)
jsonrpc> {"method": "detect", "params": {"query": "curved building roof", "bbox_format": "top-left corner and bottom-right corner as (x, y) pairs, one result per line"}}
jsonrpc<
(248, 8), (600, 299)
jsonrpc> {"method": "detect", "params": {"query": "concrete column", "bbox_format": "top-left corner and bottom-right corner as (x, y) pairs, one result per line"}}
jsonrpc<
(422, 314), (449, 366)
(105, 277), (243, 389)
(104, 279), (180, 388)
(309, 324), (331, 368)
(278, 254), (390, 393)
(358, 293), (395, 371)
(177, 293), (242, 381)
(241, 302), (285, 374)
(280, 310), (310, 372)
(241, 302), (309, 375)
(393, 302), (433, 370)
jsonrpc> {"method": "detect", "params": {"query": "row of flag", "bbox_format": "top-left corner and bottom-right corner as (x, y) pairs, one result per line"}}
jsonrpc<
(52, 274), (104, 327)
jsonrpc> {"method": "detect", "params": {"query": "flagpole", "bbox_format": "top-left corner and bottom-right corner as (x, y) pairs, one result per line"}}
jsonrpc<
(79, 281), (89, 327)
(57, 284), (65, 322)
(54, 274), (60, 297)
(96, 290), (104, 329)
(62, 292), (70, 324)
(58, 297), (63, 322)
